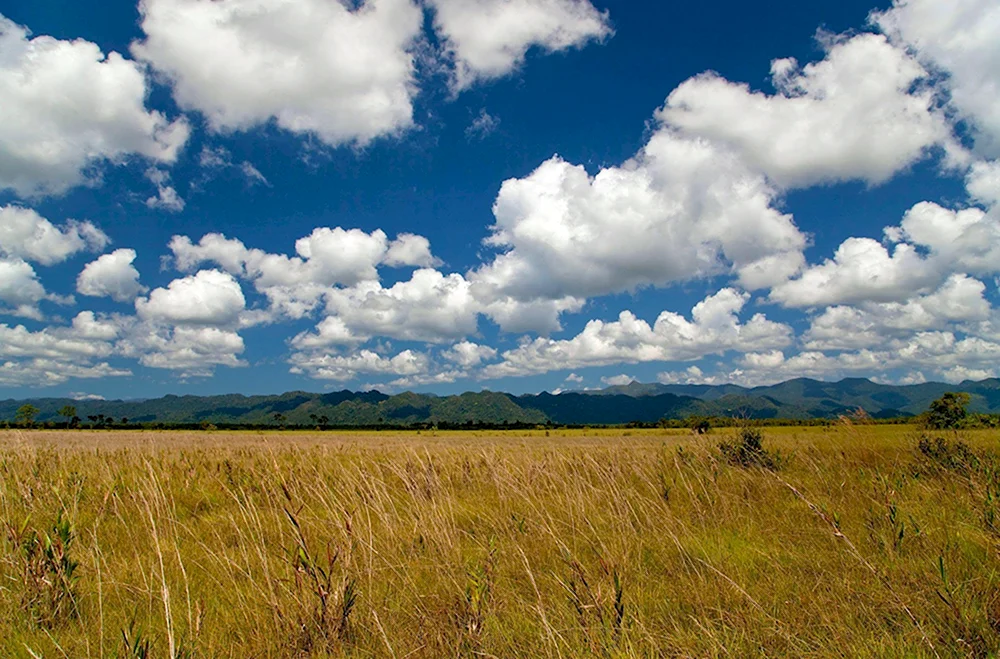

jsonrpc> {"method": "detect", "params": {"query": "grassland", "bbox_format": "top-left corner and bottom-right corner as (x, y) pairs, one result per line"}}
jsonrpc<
(1, 424), (998, 657)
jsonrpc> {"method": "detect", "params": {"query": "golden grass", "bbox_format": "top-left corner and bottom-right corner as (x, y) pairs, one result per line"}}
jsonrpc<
(1, 425), (998, 657)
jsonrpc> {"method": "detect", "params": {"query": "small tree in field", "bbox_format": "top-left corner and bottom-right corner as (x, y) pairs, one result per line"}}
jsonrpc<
(58, 405), (77, 429)
(15, 404), (40, 427)
(923, 392), (971, 430)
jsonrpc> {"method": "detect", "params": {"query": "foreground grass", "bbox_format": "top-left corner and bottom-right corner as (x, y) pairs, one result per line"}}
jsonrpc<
(1, 425), (998, 657)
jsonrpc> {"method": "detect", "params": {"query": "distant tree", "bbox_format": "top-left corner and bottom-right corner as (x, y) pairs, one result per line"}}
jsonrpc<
(58, 405), (77, 429)
(15, 404), (40, 427)
(273, 412), (287, 428)
(688, 416), (712, 434)
(923, 392), (971, 430)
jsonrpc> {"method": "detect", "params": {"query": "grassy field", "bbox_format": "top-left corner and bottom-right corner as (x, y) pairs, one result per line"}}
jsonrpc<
(1, 424), (998, 657)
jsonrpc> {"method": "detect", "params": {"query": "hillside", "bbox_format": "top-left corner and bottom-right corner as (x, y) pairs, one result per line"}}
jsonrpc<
(3, 377), (1000, 426)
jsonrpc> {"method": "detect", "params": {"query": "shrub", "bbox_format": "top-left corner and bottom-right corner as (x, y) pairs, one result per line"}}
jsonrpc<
(719, 424), (778, 469)
(917, 433), (979, 473)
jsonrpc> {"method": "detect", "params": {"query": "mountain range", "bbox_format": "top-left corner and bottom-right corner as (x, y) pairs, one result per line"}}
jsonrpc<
(3, 377), (1000, 426)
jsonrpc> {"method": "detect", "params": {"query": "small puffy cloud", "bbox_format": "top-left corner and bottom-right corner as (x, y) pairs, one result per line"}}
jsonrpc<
(482, 289), (792, 378)
(294, 269), (480, 345)
(967, 160), (1000, 207)
(132, 0), (423, 147)
(146, 185), (186, 212)
(0, 258), (72, 319)
(874, 0), (1000, 156)
(136, 269), (246, 326)
(428, 0), (612, 90)
(773, 196), (1000, 309)
(0, 15), (189, 197)
(118, 324), (245, 376)
(442, 341), (497, 367)
(769, 237), (938, 308)
(601, 374), (634, 386)
(289, 348), (430, 381)
(801, 274), (991, 351)
(77, 249), (147, 303)
(474, 129), (806, 311)
(656, 365), (712, 385)
(169, 228), (441, 320)
(383, 233), (440, 268)
(564, 372), (584, 383)
(0, 311), (130, 386)
(661, 33), (951, 188)
(886, 201), (1000, 276)
(0, 205), (109, 265)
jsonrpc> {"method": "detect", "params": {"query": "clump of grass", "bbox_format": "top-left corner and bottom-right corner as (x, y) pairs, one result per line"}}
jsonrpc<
(718, 424), (779, 469)
(5, 510), (79, 628)
(916, 432), (979, 473)
(284, 506), (357, 653)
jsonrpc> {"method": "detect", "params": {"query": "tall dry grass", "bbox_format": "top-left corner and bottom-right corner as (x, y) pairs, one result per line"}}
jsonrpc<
(1, 425), (998, 657)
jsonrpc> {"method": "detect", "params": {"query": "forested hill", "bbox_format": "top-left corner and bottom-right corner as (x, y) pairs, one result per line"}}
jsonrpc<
(3, 377), (1000, 426)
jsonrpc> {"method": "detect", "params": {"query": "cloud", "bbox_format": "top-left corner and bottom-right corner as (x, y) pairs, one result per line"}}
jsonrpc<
(481, 289), (792, 378)
(0, 311), (130, 386)
(472, 128), (806, 310)
(117, 323), (246, 375)
(169, 229), (440, 320)
(198, 146), (269, 186)
(442, 341), (497, 367)
(146, 186), (186, 212)
(465, 109), (500, 140)
(732, 332), (1000, 385)
(0, 205), (109, 265)
(428, 0), (611, 90)
(289, 348), (430, 381)
(0, 258), (73, 319)
(136, 269), (246, 327)
(801, 274), (991, 351)
(0, 15), (189, 197)
(660, 33), (952, 188)
(772, 196), (1000, 308)
(132, 0), (424, 147)
(769, 237), (938, 307)
(874, 0), (1000, 156)
(291, 269), (480, 345)
(601, 374), (633, 386)
(77, 249), (147, 303)
(564, 372), (583, 383)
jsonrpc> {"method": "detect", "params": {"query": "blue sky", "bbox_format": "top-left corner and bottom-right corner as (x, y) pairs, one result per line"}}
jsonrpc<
(1, 0), (999, 400)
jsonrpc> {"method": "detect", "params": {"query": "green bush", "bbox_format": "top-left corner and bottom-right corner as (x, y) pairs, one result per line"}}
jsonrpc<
(719, 424), (778, 469)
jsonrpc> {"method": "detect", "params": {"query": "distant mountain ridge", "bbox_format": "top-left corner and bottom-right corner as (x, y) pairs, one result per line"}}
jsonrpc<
(3, 377), (1000, 426)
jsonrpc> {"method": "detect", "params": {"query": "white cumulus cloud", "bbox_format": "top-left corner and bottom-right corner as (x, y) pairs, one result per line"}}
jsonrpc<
(132, 0), (424, 147)
(661, 33), (952, 188)
(428, 0), (612, 90)
(77, 249), (147, 303)
(136, 269), (246, 327)
(0, 15), (189, 197)
(0, 205), (109, 265)
(874, 0), (1000, 156)
(481, 289), (792, 378)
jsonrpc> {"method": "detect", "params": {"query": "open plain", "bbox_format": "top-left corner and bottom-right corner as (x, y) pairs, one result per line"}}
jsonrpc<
(1, 425), (998, 657)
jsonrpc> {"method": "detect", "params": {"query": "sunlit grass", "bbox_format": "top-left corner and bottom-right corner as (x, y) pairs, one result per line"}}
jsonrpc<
(1, 424), (998, 657)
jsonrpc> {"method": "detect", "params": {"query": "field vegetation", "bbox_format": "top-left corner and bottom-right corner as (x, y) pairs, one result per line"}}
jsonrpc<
(1, 422), (999, 657)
